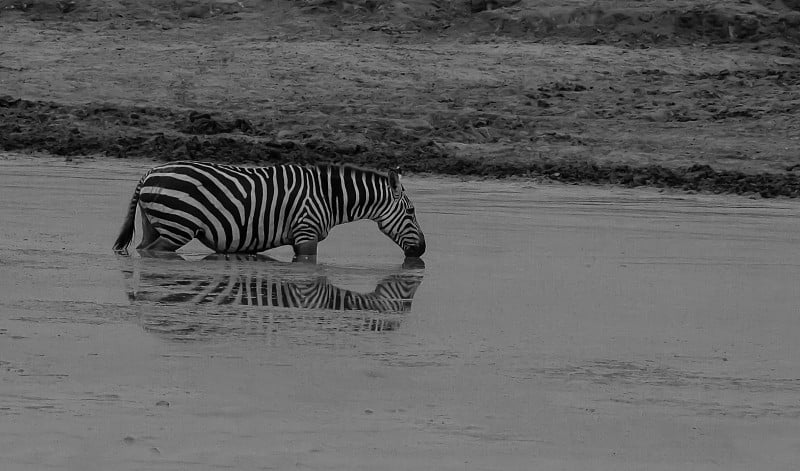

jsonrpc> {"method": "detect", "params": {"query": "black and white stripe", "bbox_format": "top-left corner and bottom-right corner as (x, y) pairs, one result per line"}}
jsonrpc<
(128, 267), (424, 338)
(131, 271), (423, 315)
(113, 161), (426, 256)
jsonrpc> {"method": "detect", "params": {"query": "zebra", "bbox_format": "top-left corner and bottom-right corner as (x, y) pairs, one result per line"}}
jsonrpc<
(112, 161), (426, 258)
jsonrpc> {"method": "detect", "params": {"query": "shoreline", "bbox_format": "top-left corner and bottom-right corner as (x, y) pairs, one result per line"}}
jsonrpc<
(3, 97), (799, 197)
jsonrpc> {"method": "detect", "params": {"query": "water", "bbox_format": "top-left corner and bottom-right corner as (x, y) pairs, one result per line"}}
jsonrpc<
(1, 155), (799, 470)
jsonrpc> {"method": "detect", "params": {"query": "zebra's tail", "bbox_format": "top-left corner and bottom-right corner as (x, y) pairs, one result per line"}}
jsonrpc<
(112, 173), (148, 254)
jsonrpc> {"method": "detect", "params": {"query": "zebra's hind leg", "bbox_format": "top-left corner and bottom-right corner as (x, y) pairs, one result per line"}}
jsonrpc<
(138, 237), (182, 253)
(136, 212), (183, 253)
(136, 212), (161, 250)
(136, 243), (184, 259)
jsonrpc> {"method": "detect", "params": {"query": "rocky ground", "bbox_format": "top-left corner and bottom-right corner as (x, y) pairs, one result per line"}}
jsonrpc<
(2, 0), (800, 196)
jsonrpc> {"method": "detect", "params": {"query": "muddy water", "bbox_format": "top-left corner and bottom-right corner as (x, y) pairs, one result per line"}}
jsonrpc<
(1, 155), (799, 470)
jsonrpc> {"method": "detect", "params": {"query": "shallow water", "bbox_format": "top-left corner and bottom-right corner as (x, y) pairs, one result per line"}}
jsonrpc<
(1, 155), (800, 470)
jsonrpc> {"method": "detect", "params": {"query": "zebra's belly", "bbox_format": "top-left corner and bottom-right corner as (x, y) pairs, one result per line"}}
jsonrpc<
(187, 220), (293, 253)
(196, 234), (290, 254)
(140, 199), (292, 253)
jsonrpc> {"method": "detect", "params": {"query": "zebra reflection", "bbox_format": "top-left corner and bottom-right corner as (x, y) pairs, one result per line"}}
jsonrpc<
(125, 255), (425, 340)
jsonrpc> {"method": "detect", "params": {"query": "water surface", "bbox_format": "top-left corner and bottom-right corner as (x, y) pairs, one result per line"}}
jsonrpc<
(1, 155), (799, 470)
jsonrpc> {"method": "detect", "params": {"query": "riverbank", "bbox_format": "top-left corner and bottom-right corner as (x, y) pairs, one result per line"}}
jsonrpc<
(2, 0), (799, 196)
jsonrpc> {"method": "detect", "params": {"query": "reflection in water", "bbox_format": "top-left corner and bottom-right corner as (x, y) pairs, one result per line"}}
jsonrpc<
(123, 255), (425, 341)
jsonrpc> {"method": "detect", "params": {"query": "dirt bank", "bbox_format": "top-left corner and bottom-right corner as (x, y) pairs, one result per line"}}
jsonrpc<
(3, 97), (800, 197)
(1, 0), (800, 196)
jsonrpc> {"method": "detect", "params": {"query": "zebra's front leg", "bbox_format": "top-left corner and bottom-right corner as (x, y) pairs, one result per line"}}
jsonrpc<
(292, 240), (318, 263)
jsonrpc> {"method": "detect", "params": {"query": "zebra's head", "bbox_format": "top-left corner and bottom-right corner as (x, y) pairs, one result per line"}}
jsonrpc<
(376, 170), (426, 258)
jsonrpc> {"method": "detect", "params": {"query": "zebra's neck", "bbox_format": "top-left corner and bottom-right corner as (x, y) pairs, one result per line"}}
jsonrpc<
(320, 165), (391, 227)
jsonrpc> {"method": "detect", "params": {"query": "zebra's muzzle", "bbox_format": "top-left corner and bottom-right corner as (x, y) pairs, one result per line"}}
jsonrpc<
(404, 239), (426, 258)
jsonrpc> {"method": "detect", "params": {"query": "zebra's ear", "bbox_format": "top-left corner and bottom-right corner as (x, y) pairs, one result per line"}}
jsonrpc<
(388, 169), (403, 200)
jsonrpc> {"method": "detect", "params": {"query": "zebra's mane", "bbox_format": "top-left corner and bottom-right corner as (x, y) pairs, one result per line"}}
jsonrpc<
(314, 163), (391, 181)
(185, 161), (392, 181)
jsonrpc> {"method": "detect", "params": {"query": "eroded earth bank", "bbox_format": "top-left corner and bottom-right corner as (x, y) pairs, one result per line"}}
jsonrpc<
(2, 0), (800, 195)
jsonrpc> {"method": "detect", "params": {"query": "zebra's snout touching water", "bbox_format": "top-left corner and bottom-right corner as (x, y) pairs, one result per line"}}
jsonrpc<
(123, 255), (425, 340)
(112, 162), (426, 259)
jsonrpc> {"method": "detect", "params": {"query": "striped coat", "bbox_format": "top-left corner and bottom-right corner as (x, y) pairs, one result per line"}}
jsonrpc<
(113, 162), (426, 257)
